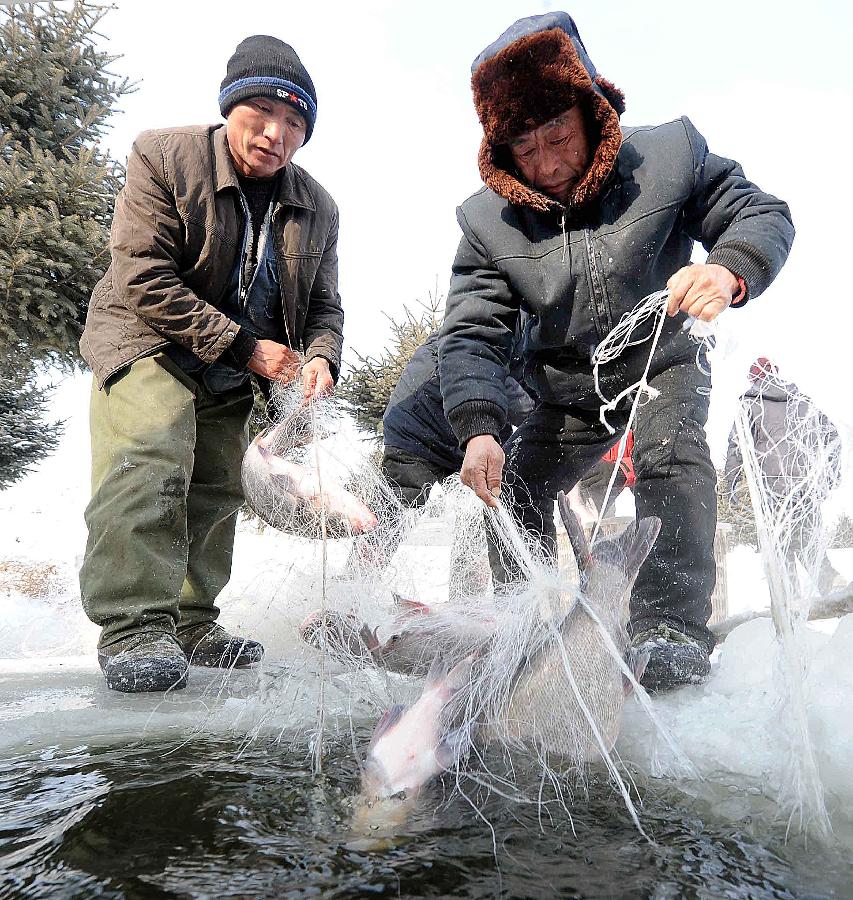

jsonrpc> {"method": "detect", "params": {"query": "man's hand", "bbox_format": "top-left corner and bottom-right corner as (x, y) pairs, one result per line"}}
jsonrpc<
(301, 357), (334, 401)
(460, 434), (505, 508)
(247, 339), (302, 382)
(666, 263), (740, 322)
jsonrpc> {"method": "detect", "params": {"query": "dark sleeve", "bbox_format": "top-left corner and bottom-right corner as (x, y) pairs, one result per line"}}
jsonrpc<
(679, 117), (795, 302)
(301, 206), (344, 381)
(438, 207), (520, 446)
(220, 328), (257, 369)
(111, 131), (243, 363)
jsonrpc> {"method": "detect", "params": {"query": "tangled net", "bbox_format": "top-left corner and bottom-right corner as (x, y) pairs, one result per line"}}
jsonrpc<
(235, 371), (696, 835)
(731, 372), (844, 842)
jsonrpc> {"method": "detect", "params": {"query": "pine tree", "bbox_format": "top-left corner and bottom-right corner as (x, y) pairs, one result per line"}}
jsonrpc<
(0, 354), (60, 489)
(716, 472), (757, 547)
(0, 1), (131, 363)
(0, 2), (131, 487)
(337, 295), (443, 437)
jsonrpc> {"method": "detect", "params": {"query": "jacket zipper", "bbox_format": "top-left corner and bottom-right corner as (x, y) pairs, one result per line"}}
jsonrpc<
(237, 194), (294, 350)
(236, 191), (253, 310)
(584, 227), (613, 338)
(271, 204), (294, 349)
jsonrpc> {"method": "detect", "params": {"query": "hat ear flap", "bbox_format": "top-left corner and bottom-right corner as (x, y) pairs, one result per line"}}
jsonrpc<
(594, 75), (625, 116)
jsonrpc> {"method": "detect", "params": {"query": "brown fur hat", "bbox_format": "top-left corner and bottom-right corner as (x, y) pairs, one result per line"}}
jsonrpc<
(471, 14), (625, 213)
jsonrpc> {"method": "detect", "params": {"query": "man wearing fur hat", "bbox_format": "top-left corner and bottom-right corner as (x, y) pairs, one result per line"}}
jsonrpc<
(439, 12), (795, 690)
(79, 36), (343, 691)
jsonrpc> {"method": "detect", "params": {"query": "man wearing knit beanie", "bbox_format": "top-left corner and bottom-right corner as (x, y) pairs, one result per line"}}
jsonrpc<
(438, 12), (795, 691)
(78, 35), (344, 692)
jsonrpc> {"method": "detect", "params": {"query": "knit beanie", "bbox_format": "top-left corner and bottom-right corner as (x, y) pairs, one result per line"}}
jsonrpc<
(218, 35), (317, 143)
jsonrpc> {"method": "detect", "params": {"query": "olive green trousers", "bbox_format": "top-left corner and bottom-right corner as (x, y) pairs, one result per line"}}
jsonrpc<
(79, 354), (254, 648)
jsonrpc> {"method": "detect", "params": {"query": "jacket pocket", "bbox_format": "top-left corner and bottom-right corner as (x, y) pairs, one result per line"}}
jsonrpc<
(278, 251), (322, 328)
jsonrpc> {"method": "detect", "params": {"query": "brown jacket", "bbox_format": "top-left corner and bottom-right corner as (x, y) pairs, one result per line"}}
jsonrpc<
(81, 124), (344, 388)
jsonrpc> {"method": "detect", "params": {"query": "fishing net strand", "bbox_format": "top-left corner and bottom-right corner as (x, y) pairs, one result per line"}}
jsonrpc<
(732, 375), (841, 842)
(589, 289), (715, 541)
(234, 319), (707, 833)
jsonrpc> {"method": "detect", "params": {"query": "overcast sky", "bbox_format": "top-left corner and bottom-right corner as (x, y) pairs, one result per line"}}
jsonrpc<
(94, 0), (853, 463)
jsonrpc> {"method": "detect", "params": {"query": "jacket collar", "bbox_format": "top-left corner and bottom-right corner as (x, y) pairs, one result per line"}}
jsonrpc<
(212, 125), (316, 211)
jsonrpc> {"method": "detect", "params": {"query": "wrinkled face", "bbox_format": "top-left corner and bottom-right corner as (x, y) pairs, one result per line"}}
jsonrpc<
(226, 96), (306, 178)
(509, 105), (590, 204)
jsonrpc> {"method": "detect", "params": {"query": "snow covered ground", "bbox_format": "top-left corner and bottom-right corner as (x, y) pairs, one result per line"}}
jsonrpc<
(3, 373), (853, 848)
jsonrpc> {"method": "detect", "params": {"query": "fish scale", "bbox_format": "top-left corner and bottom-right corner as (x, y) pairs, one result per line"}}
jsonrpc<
(497, 505), (659, 761)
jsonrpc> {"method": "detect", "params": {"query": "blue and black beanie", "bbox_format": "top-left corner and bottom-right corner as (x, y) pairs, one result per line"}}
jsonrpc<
(218, 35), (317, 143)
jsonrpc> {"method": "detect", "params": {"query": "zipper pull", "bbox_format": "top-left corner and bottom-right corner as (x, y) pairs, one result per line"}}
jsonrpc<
(560, 210), (568, 264)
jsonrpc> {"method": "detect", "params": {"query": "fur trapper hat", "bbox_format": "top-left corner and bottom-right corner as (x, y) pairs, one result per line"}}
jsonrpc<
(471, 12), (625, 213)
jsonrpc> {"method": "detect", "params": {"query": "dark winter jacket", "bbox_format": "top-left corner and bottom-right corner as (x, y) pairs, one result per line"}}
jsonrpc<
(724, 379), (841, 498)
(439, 15), (794, 446)
(383, 330), (534, 471)
(81, 125), (343, 388)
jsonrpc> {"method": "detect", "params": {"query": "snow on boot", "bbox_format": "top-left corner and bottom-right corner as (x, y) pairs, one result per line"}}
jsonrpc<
(176, 622), (264, 668)
(98, 632), (189, 693)
(631, 625), (711, 693)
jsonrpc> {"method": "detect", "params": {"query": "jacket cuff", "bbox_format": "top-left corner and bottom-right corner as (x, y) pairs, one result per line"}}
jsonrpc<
(220, 327), (257, 370)
(706, 241), (773, 302)
(447, 400), (506, 448)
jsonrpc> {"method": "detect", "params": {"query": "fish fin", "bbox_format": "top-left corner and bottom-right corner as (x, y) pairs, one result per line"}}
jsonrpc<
(393, 593), (431, 615)
(359, 624), (380, 652)
(557, 490), (592, 574)
(435, 725), (474, 770)
(368, 704), (406, 749)
(444, 655), (475, 694)
(623, 647), (650, 695)
(425, 654), (447, 687)
(625, 517), (661, 579)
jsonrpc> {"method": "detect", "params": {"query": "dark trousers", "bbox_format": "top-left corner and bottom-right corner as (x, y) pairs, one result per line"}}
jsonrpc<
(342, 447), (454, 575)
(496, 360), (717, 650)
(344, 447), (493, 599)
(577, 458), (629, 518)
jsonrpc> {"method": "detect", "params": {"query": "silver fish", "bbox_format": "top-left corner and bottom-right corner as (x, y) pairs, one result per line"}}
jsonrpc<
(360, 655), (475, 800)
(241, 419), (378, 538)
(496, 492), (660, 761)
(299, 594), (493, 676)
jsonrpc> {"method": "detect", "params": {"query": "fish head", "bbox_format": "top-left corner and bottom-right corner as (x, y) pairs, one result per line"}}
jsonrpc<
(252, 420), (290, 454)
(360, 656), (475, 800)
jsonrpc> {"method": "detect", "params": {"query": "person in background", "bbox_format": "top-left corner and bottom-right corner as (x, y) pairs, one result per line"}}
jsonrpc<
(79, 35), (344, 692)
(344, 328), (534, 585)
(438, 12), (795, 690)
(724, 358), (844, 595)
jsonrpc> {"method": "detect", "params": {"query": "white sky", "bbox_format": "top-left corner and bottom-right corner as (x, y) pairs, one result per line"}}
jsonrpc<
(93, 0), (853, 462)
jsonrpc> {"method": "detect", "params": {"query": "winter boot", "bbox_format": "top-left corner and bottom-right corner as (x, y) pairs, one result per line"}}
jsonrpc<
(631, 624), (711, 693)
(176, 622), (264, 668)
(98, 632), (189, 693)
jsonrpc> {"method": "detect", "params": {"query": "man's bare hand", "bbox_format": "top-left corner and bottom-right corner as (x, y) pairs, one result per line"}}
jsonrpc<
(301, 357), (334, 401)
(666, 263), (739, 322)
(247, 340), (302, 382)
(461, 434), (505, 508)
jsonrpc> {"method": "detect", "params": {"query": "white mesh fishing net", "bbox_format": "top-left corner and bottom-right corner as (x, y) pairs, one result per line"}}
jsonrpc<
(731, 371), (844, 841)
(235, 368), (696, 835)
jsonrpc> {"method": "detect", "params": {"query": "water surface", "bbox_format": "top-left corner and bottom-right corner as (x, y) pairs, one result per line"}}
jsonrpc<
(0, 736), (846, 899)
